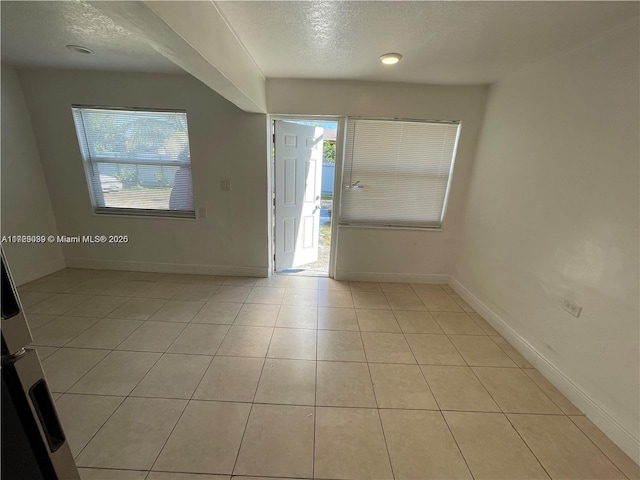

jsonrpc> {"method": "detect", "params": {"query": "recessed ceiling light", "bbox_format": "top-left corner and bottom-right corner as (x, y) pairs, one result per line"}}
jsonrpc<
(380, 53), (402, 65)
(66, 45), (94, 55)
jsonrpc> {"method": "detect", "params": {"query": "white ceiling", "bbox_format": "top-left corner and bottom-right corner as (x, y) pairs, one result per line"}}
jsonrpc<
(216, 1), (639, 84)
(0, 1), (182, 73)
(1, 1), (637, 86)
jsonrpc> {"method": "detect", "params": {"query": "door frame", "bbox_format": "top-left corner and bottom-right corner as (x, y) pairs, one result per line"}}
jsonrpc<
(268, 115), (346, 278)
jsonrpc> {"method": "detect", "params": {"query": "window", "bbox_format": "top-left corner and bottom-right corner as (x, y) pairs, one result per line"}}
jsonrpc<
(72, 106), (194, 217)
(340, 118), (460, 228)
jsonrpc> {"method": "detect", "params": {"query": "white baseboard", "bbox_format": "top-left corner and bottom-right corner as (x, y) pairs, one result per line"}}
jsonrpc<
(449, 276), (640, 465)
(335, 271), (449, 284)
(65, 258), (269, 278)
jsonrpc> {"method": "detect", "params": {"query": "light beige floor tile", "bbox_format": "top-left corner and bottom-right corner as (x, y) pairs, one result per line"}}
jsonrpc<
(380, 282), (413, 293)
(231, 477), (300, 480)
(223, 276), (258, 286)
(349, 281), (382, 292)
(385, 292), (427, 311)
(316, 361), (376, 407)
(491, 336), (533, 367)
(356, 309), (401, 332)
(193, 356), (264, 402)
(28, 293), (93, 315)
(369, 363), (437, 409)
(433, 312), (485, 335)
(79, 468), (148, 479)
(318, 278), (350, 291)
(254, 359), (315, 405)
(246, 286), (286, 304)
(147, 473), (229, 480)
(116, 321), (186, 352)
(317, 307), (359, 331)
(405, 334), (465, 365)
(65, 296), (129, 318)
(352, 291), (390, 310)
(234, 404), (314, 478)
(147, 300), (205, 323)
(56, 394), (124, 457)
(419, 292), (464, 312)
(104, 280), (153, 297)
(281, 288), (318, 306)
(444, 411), (549, 480)
(468, 313), (500, 335)
(441, 284), (456, 294)
(33, 345), (58, 360)
(287, 276), (319, 289)
(234, 303), (280, 327)
(508, 414), (626, 480)
(191, 302), (241, 324)
(136, 282), (184, 299)
(381, 409), (472, 480)
(41, 348), (109, 392)
(217, 326), (273, 357)
(524, 369), (582, 415)
(76, 397), (186, 470)
(473, 367), (562, 414)
(23, 276), (84, 293)
(410, 283), (446, 295)
(449, 335), (517, 367)
(267, 328), (316, 360)
(394, 310), (443, 334)
(361, 332), (416, 364)
(276, 305), (317, 329)
(172, 284), (218, 301)
(255, 275), (290, 288)
(107, 298), (167, 320)
(154, 400), (251, 474)
(167, 324), (229, 355)
(315, 407), (393, 480)
(421, 365), (500, 412)
(26, 314), (57, 331)
(317, 330), (366, 362)
(449, 294), (476, 313)
(131, 353), (211, 398)
(570, 415), (640, 480)
(179, 274), (226, 286)
(31, 316), (100, 347)
(66, 318), (143, 349)
(317, 289), (354, 308)
(65, 278), (119, 295)
(19, 291), (54, 308)
(210, 286), (252, 303)
(69, 351), (161, 396)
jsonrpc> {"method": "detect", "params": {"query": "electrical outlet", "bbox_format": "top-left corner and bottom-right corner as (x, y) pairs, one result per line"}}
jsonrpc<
(561, 298), (582, 317)
(220, 179), (231, 191)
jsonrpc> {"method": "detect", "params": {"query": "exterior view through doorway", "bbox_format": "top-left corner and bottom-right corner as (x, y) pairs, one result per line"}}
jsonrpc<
(273, 119), (338, 276)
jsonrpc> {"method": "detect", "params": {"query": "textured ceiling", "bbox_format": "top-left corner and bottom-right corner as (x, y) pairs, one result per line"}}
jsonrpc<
(0, 1), (182, 73)
(216, 1), (639, 84)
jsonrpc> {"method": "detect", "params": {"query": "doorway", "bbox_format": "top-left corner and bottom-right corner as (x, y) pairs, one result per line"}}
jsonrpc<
(272, 118), (339, 276)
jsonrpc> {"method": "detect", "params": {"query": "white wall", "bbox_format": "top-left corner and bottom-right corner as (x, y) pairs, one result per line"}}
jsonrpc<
(18, 68), (269, 276)
(454, 19), (639, 460)
(267, 79), (488, 281)
(1, 64), (65, 285)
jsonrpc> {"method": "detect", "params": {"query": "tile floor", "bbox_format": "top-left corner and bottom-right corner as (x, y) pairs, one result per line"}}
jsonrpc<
(19, 268), (639, 480)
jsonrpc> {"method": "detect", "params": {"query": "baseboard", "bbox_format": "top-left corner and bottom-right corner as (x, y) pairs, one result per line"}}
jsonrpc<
(449, 276), (640, 465)
(65, 258), (269, 278)
(335, 271), (450, 284)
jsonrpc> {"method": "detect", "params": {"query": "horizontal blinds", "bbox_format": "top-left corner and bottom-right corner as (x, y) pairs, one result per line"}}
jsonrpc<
(72, 107), (194, 214)
(340, 119), (460, 228)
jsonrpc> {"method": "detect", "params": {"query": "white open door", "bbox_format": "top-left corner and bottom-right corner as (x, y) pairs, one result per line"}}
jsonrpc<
(274, 120), (324, 270)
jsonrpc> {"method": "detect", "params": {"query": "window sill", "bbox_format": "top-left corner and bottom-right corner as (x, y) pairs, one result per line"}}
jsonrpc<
(92, 208), (196, 220)
(338, 223), (443, 232)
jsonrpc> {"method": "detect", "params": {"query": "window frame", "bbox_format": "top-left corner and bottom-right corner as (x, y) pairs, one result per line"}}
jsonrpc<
(72, 104), (195, 219)
(338, 116), (461, 230)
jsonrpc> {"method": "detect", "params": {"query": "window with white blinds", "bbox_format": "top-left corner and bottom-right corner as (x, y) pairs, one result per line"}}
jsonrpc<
(340, 118), (460, 228)
(72, 106), (194, 217)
